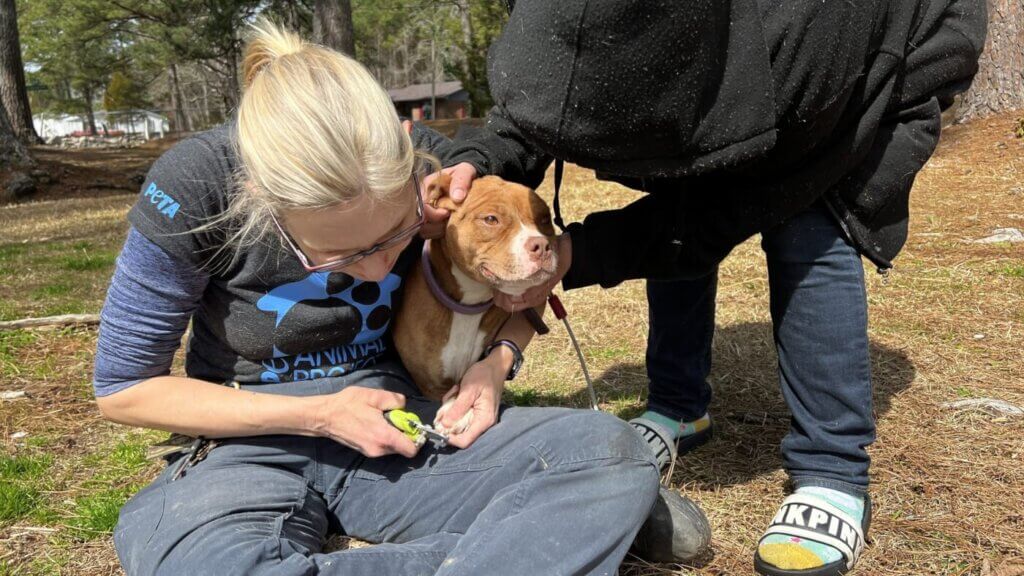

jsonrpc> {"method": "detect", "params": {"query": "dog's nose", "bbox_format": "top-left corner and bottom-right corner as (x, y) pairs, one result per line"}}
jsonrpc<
(525, 236), (551, 262)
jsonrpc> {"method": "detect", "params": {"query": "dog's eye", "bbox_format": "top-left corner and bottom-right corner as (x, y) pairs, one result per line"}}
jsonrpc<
(482, 215), (499, 226)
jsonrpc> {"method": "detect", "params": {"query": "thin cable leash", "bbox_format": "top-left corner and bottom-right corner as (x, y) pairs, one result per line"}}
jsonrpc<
(524, 294), (599, 411)
(549, 294), (599, 411)
(535, 160), (598, 410)
(529, 296), (677, 483)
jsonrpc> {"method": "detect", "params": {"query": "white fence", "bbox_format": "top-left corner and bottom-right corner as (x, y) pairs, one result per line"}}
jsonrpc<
(33, 110), (169, 140)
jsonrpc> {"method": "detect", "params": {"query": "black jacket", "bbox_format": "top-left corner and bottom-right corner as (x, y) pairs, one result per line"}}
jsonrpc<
(444, 0), (986, 289)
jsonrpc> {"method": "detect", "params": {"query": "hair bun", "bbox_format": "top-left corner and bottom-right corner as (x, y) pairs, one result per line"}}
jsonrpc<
(242, 18), (306, 90)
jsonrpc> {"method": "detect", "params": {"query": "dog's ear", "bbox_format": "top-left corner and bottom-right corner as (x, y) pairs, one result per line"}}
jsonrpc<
(426, 172), (460, 212)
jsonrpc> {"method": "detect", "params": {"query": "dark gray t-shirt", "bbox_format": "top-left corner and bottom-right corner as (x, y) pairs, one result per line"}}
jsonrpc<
(127, 124), (429, 385)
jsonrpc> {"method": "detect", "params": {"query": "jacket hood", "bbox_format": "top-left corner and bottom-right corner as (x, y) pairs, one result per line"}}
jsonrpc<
(488, 0), (779, 178)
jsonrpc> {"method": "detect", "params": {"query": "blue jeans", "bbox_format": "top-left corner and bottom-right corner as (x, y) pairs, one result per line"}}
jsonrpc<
(114, 363), (660, 576)
(646, 205), (874, 493)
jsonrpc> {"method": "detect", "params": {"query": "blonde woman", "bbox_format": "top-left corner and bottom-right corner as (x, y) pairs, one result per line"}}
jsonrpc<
(93, 21), (659, 575)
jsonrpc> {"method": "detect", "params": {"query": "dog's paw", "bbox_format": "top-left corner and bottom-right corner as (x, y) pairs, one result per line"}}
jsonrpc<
(435, 394), (474, 436)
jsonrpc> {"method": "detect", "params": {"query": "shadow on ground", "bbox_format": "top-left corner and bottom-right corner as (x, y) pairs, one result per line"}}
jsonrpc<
(509, 321), (915, 489)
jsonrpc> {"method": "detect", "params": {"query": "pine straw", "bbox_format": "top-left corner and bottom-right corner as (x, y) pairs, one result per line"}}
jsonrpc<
(2, 113), (1022, 575)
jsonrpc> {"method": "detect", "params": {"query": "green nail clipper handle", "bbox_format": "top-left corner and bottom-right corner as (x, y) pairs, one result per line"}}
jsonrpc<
(384, 409), (424, 441)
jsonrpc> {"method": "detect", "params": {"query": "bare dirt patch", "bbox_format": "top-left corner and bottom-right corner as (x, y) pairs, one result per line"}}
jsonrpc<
(27, 137), (180, 204)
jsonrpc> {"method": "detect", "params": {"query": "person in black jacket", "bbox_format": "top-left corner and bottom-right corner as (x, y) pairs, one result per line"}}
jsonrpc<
(432, 0), (986, 574)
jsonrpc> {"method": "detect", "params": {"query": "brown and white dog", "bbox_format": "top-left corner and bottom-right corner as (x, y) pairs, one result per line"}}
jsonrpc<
(393, 174), (558, 433)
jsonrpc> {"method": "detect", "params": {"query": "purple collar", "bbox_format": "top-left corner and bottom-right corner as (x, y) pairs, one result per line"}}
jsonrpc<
(421, 242), (494, 315)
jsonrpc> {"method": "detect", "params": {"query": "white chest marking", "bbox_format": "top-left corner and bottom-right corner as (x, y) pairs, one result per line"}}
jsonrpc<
(440, 313), (489, 382)
(440, 263), (493, 381)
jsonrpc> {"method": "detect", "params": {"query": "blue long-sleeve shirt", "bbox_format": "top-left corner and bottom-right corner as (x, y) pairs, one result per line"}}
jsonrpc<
(93, 227), (209, 396)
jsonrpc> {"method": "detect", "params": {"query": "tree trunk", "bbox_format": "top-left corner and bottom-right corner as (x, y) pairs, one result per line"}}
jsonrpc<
(955, 0), (1024, 122)
(202, 80), (211, 127)
(455, 0), (476, 116)
(168, 66), (181, 131)
(456, 0), (475, 50)
(313, 0), (356, 57)
(0, 96), (31, 168)
(169, 63), (191, 132)
(226, 41), (241, 111)
(400, 28), (410, 87)
(285, 0), (299, 29)
(0, 0), (39, 144)
(82, 85), (97, 135)
(60, 78), (72, 102)
(429, 29), (437, 119)
(220, 76), (233, 119)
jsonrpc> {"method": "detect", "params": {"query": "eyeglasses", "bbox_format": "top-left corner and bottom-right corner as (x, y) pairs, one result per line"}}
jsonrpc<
(270, 176), (425, 272)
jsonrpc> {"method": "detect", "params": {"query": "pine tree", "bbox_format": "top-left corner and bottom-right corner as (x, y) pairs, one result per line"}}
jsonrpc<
(955, 0), (1024, 121)
(19, 0), (121, 133)
(314, 0), (356, 56)
(0, 0), (38, 142)
(0, 95), (31, 168)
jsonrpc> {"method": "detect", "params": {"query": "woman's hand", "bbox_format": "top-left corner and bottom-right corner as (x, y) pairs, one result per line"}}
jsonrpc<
(420, 162), (478, 239)
(311, 386), (421, 458)
(436, 353), (507, 449)
(493, 232), (573, 312)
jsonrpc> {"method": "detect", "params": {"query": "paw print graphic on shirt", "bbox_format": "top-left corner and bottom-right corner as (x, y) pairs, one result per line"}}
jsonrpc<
(256, 271), (401, 358)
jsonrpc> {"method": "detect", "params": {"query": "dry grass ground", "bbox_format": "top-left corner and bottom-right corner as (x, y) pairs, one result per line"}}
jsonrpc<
(1, 113), (1022, 575)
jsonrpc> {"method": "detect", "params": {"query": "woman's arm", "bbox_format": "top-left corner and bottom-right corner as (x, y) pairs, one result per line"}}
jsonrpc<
(94, 228), (418, 457)
(97, 376), (417, 457)
(97, 375), (317, 436)
(94, 227), (209, 396)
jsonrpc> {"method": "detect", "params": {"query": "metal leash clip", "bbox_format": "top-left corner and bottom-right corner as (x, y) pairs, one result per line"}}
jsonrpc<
(170, 437), (217, 480)
(385, 409), (449, 448)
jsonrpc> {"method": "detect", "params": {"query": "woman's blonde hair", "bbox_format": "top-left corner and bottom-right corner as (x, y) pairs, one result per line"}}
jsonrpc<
(214, 18), (427, 260)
